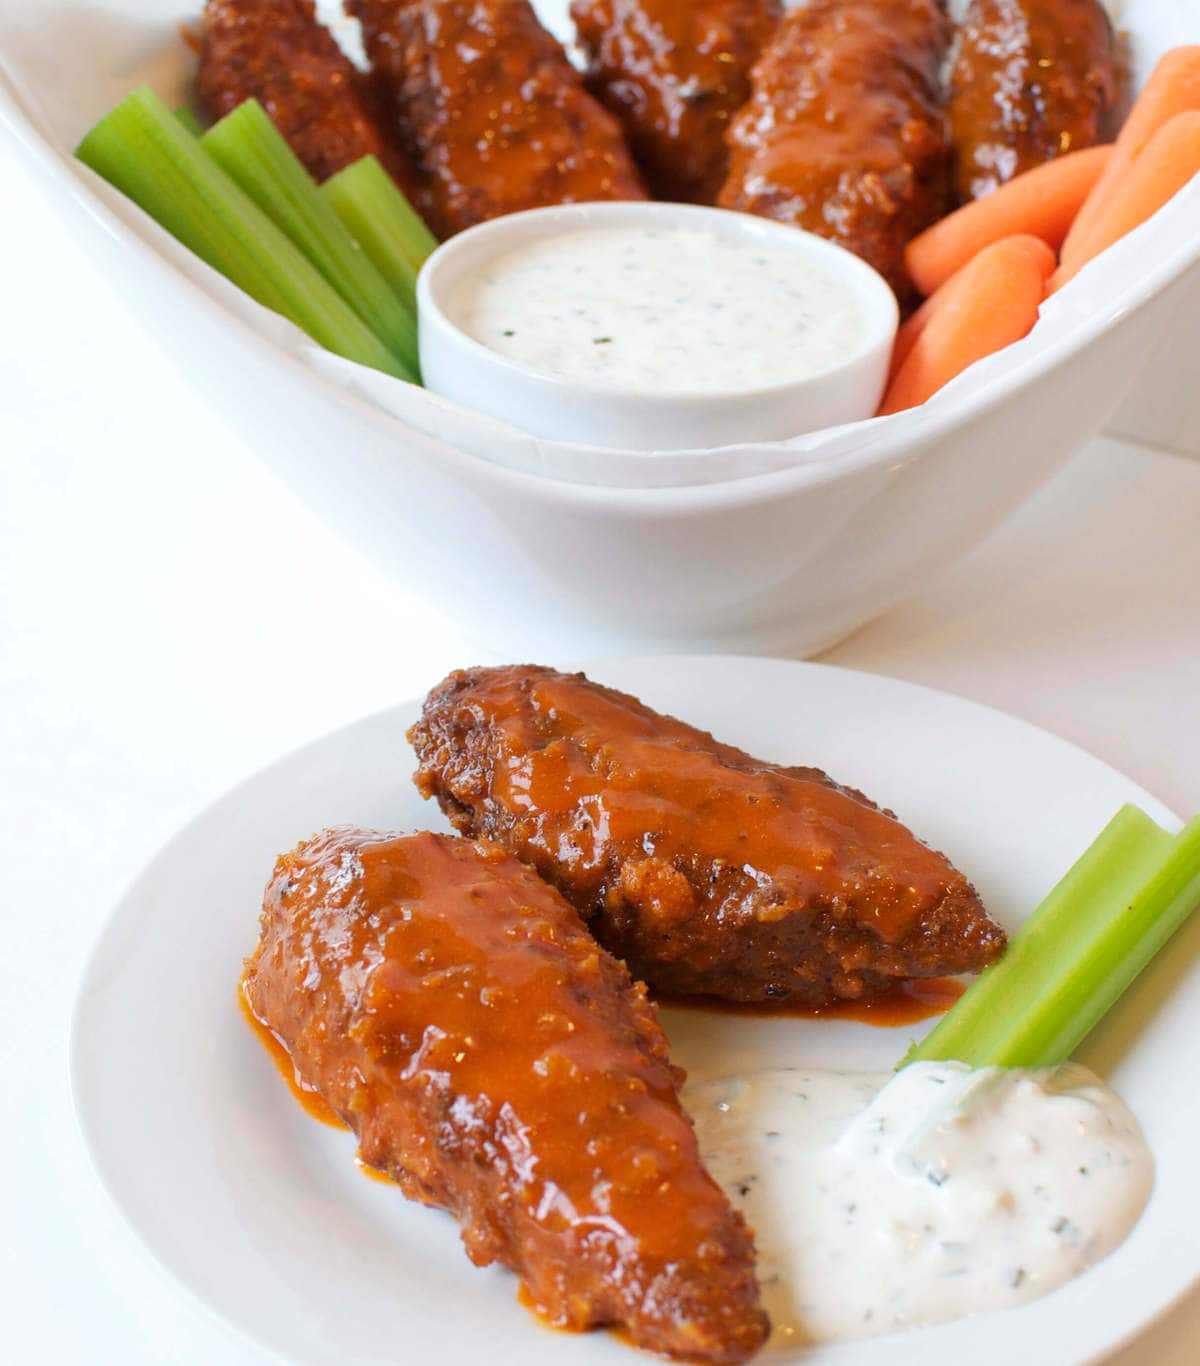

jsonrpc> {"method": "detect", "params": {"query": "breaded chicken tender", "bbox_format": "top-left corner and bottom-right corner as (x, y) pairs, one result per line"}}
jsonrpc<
(571, 0), (781, 203)
(347, 0), (648, 237)
(409, 666), (1006, 1005)
(948, 0), (1117, 201)
(245, 826), (768, 1364)
(196, 0), (422, 197)
(718, 0), (952, 298)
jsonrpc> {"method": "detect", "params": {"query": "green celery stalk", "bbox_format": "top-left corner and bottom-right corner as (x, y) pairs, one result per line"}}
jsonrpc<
(320, 155), (437, 315)
(76, 87), (414, 381)
(174, 105), (205, 137)
(202, 100), (420, 379)
(904, 804), (1200, 1069)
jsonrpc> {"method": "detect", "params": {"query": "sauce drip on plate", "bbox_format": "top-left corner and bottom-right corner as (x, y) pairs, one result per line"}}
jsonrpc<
(239, 984), (344, 1130)
(656, 975), (966, 1026)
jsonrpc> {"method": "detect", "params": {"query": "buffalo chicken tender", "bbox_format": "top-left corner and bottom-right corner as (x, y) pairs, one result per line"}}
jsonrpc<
(718, 0), (951, 298)
(347, 0), (648, 238)
(571, 0), (781, 203)
(196, 0), (422, 198)
(244, 827), (768, 1364)
(948, 0), (1118, 201)
(409, 666), (1006, 1005)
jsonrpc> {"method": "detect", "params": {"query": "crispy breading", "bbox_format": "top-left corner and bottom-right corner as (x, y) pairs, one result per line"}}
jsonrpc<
(948, 0), (1118, 202)
(571, 0), (780, 203)
(718, 0), (952, 298)
(410, 666), (1007, 1005)
(245, 827), (768, 1363)
(348, 0), (648, 237)
(196, 0), (423, 199)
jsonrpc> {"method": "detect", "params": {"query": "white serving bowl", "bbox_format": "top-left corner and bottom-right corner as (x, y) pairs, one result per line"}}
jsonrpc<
(2, 0), (1197, 657)
(418, 201), (898, 450)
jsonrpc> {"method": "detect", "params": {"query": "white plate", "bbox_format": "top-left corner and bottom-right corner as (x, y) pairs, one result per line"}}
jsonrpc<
(71, 657), (1200, 1366)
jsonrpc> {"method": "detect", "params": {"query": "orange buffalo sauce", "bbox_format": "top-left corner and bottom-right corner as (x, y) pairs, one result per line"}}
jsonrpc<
(355, 1159), (398, 1185)
(241, 965), (961, 1140)
(241, 963), (962, 1138)
(241, 983), (402, 1186)
(239, 982), (345, 1130)
(516, 1282), (568, 1331)
(517, 1283), (629, 1344)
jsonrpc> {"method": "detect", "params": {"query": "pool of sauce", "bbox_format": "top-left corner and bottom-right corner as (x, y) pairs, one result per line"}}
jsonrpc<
(655, 975), (965, 1027)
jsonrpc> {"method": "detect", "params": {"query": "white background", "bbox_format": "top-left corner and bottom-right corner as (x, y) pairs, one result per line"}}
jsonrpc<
(3, 135), (1199, 1362)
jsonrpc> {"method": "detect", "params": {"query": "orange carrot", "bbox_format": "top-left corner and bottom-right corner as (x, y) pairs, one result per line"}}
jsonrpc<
(906, 146), (1113, 296)
(1051, 111), (1200, 291)
(1060, 46), (1200, 274)
(889, 292), (939, 380)
(879, 235), (1055, 414)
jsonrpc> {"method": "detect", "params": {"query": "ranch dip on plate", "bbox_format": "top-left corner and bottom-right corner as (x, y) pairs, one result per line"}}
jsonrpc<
(443, 223), (869, 394)
(685, 1060), (1153, 1345)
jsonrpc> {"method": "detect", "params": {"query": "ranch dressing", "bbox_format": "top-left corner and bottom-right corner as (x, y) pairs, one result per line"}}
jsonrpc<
(685, 1061), (1152, 1345)
(446, 225), (867, 393)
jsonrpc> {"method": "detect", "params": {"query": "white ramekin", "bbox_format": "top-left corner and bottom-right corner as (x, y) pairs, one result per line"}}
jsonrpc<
(417, 201), (899, 452)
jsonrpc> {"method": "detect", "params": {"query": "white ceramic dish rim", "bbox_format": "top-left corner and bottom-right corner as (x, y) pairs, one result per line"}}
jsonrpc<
(66, 655), (1200, 1366)
(1, 8), (1197, 503)
(418, 200), (899, 403)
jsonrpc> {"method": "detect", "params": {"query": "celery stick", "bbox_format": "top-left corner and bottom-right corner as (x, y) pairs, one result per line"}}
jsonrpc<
(174, 105), (204, 137)
(202, 100), (420, 378)
(76, 88), (414, 381)
(320, 155), (437, 315)
(904, 805), (1200, 1069)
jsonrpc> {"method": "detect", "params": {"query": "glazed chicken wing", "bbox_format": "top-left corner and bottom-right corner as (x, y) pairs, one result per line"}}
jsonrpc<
(718, 0), (951, 298)
(571, 0), (781, 204)
(347, 0), (648, 238)
(409, 666), (1006, 1005)
(948, 0), (1118, 202)
(196, 0), (422, 198)
(245, 826), (768, 1364)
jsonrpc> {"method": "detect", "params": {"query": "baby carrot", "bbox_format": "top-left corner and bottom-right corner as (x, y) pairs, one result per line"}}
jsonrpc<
(879, 235), (1055, 414)
(905, 145), (1113, 296)
(888, 292), (938, 380)
(1051, 111), (1200, 291)
(1060, 46), (1200, 274)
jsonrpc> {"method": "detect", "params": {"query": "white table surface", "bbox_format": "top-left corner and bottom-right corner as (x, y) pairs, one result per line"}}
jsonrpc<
(3, 138), (1198, 1366)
